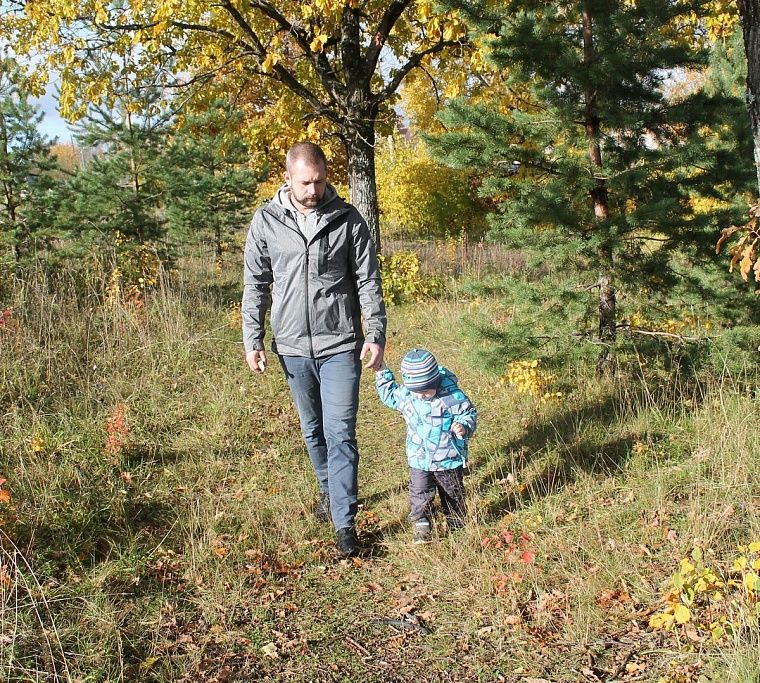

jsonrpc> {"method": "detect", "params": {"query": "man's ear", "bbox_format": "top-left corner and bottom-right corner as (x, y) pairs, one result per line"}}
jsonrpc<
(283, 170), (290, 185)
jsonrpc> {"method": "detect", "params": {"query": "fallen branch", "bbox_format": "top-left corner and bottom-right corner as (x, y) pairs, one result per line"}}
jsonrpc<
(344, 636), (372, 658)
(619, 325), (712, 343)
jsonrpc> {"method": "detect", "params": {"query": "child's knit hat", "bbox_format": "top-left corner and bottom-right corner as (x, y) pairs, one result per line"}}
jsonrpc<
(400, 348), (440, 391)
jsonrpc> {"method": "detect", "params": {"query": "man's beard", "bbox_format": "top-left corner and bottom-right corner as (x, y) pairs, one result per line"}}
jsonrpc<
(292, 190), (322, 208)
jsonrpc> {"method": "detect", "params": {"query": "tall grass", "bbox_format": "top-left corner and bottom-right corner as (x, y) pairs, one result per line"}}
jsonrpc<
(1, 254), (760, 681)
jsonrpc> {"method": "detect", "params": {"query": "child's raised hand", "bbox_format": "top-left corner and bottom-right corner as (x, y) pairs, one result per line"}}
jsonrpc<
(451, 423), (466, 438)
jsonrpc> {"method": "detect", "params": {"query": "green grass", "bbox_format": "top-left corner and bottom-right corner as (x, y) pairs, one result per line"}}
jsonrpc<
(2, 255), (760, 682)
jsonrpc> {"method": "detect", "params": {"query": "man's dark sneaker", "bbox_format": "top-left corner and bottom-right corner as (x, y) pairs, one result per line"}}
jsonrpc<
(315, 491), (330, 523)
(413, 518), (433, 544)
(336, 526), (360, 557)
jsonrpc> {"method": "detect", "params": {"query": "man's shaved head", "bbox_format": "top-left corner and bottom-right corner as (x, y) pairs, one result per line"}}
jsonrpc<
(286, 141), (328, 172)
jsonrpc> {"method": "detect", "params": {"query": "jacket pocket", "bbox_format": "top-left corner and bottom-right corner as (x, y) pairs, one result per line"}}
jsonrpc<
(271, 288), (303, 342)
(321, 291), (353, 334)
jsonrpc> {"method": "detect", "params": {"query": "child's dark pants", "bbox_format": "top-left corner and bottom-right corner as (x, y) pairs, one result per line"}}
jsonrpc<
(408, 467), (466, 528)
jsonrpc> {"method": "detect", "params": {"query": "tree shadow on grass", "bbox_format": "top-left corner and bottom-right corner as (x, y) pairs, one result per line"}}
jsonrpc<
(474, 386), (665, 522)
(195, 280), (243, 307)
(13, 444), (190, 571)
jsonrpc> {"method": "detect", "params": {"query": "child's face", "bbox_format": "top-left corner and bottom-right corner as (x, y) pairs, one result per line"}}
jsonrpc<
(410, 388), (437, 400)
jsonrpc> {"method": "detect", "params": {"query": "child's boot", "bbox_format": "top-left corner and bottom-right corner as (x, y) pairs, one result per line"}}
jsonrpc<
(413, 517), (433, 544)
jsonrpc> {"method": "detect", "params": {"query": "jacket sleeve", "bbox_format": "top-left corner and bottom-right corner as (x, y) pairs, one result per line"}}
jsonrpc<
(443, 369), (477, 438)
(349, 212), (386, 347)
(241, 211), (273, 353)
(375, 368), (403, 411)
(452, 396), (478, 439)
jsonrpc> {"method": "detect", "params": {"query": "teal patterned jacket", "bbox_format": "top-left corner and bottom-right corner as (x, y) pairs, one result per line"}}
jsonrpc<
(375, 366), (477, 472)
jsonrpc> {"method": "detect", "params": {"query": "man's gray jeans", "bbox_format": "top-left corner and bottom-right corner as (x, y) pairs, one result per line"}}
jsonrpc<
(279, 351), (361, 530)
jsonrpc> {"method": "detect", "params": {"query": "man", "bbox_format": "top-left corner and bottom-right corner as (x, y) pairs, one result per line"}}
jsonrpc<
(241, 141), (386, 557)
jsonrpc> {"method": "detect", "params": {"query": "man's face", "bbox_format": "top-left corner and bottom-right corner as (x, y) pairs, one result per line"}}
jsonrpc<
(284, 158), (327, 211)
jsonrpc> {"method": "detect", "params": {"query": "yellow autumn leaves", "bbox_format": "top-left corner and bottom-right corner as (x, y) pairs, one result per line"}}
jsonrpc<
(415, 0), (467, 42)
(716, 201), (760, 291)
(295, 1), (466, 54)
(628, 310), (713, 335)
(502, 360), (563, 404)
(649, 544), (760, 643)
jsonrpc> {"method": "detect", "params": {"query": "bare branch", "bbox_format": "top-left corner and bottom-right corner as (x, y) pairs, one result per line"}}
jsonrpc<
(377, 39), (461, 101)
(365, 0), (413, 76)
(619, 325), (709, 343)
(418, 64), (442, 107)
(248, 0), (344, 103)
(217, 0), (341, 125)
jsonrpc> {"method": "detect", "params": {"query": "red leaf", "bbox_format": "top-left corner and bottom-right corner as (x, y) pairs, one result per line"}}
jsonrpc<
(520, 550), (535, 564)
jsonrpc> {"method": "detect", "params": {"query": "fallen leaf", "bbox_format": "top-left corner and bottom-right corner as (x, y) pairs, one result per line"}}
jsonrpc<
(596, 588), (631, 608)
(140, 656), (160, 671)
(618, 489), (635, 503)
(261, 642), (279, 659)
(417, 610), (435, 623)
(674, 604), (691, 624)
(519, 550), (535, 564)
(0, 489), (9, 504)
(212, 546), (228, 558)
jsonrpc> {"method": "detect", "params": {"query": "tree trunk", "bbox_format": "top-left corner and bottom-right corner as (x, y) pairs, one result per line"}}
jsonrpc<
(582, 3), (616, 373)
(214, 224), (223, 259)
(346, 120), (381, 251)
(739, 0), (760, 196)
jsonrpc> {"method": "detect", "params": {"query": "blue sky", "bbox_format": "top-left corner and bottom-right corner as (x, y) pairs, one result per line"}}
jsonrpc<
(33, 79), (75, 143)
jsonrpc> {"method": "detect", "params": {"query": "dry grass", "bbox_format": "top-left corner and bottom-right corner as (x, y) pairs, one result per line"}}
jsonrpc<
(1, 254), (760, 682)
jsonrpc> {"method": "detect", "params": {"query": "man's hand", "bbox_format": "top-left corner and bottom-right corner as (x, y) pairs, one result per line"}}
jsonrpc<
(360, 342), (384, 370)
(451, 423), (466, 439)
(246, 349), (267, 374)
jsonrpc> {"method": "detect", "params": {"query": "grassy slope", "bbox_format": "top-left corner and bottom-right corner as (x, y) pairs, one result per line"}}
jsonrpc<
(2, 257), (760, 682)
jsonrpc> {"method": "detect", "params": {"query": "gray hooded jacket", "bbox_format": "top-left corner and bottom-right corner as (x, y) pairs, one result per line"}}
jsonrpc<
(242, 184), (386, 358)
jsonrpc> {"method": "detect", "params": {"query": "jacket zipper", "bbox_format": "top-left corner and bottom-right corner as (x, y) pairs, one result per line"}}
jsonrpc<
(303, 245), (314, 358)
(262, 204), (353, 359)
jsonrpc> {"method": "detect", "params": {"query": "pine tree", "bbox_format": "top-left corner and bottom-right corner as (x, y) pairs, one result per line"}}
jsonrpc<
(0, 57), (59, 264)
(163, 101), (259, 262)
(58, 93), (171, 288)
(429, 0), (756, 369)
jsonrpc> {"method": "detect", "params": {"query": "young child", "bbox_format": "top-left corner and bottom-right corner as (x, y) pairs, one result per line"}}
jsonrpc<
(375, 348), (478, 544)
